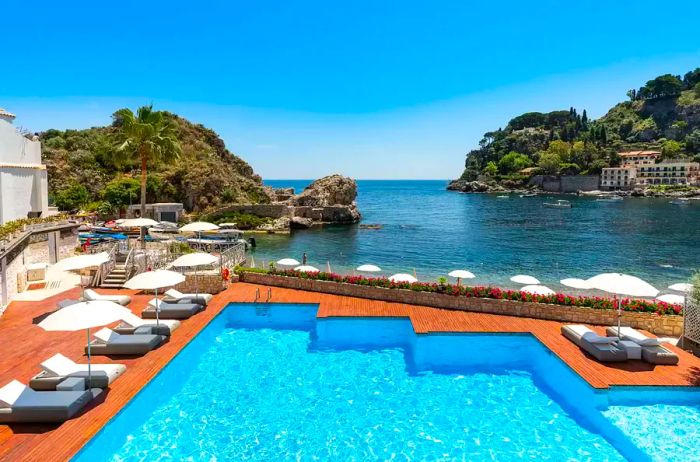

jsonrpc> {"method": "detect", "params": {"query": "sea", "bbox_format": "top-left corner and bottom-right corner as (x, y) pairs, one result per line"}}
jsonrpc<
(249, 180), (699, 291)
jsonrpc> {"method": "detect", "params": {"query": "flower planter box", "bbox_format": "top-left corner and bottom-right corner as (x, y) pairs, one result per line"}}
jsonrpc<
(239, 272), (683, 336)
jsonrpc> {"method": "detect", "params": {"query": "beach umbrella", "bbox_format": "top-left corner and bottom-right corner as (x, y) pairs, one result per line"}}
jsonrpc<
(170, 253), (219, 299)
(124, 270), (185, 326)
(586, 273), (659, 337)
(294, 265), (320, 273)
(510, 274), (540, 285)
(277, 258), (300, 267)
(389, 273), (418, 283)
(668, 283), (693, 293)
(54, 252), (111, 298)
(448, 269), (475, 286)
(120, 218), (159, 228)
(560, 278), (591, 289)
(356, 264), (382, 273)
(657, 294), (685, 305)
(38, 300), (131, 388)
(521, 285), (556, 296)
(180, 222), (219, 251)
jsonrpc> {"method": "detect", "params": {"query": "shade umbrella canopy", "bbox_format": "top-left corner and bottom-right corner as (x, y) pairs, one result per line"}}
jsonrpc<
(180, 222), (219, 233)
(124, 270), (185, 290)
(389, 273), (418, 283)
(586, 273), (659, 297)
(170, 252), (219, 268)
(357, 264), (382, 273)
(448, 270), (475, 279)
(54, 252), (110, 271)
(521, 285), (556, 296)
(120, 218), (159, 228)
(560, 278), (591, 289)
(668, 283), (693, 293)
(657, 294), (685, 305)
(277, 258), (301, 267)
(510, 275), (540, 285)
(294, 265), (320, 273)
(38, 300), (130, 331)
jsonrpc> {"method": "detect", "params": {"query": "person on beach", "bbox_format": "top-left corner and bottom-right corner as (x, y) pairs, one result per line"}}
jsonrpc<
(302, 252), (307, 265)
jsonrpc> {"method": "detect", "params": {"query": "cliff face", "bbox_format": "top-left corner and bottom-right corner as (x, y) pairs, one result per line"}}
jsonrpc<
(41, 111), (269, 212)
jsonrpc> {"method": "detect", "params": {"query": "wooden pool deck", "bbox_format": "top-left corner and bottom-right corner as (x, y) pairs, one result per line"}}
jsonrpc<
(0, 282), (699, 460)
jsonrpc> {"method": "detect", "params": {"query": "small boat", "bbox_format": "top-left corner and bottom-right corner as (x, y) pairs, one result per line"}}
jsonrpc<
(359, 224), (382, 230)
(543, 199), (572, 209)
(496, 195), (509, 199)
(192, 225), (253, 249)
(519, 193), (538, 198)
(670, 198), (690, 205)
(596, 195), (623, 202)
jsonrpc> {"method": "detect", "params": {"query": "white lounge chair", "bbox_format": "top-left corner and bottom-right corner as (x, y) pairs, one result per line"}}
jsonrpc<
(113, 311), (180, 336)
(87, 328), (166, 356)
(605, 326), (679, 365)
(84, 289), (131, 306)
(29, 353), (126, 390)
(163, 289), (212, 305)
(0, 379), (101, 423)
(561, 325), (627, 362)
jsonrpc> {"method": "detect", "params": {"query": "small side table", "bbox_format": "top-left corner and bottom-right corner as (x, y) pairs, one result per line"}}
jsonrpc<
(618, 340), (642, 360)
(56, 377), (86, 391)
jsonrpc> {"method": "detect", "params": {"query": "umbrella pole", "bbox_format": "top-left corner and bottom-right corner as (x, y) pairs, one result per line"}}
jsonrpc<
(616, 295), (621, 338)
(86, 327), (92, 388)
(195, 265), (199, 301)
(155, 287), (160, 327)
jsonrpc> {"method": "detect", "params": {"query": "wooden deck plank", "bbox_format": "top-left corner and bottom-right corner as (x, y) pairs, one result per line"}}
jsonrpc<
(0, 282), (699, 460)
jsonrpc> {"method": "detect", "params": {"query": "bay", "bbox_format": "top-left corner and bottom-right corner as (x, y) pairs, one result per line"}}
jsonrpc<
(249, 180), (699, 291)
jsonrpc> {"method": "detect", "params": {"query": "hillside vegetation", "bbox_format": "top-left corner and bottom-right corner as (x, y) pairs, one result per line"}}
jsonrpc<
(458, 68), (700, 182)
(42, 111), (269, 214)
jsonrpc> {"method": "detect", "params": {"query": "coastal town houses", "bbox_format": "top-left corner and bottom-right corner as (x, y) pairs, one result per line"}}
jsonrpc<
(0, 108), (49, 224)
(600, 150), (699, 190)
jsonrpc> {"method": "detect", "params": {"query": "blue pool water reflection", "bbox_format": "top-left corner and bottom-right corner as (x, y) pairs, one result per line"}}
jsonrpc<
(74, 304), (700, 461)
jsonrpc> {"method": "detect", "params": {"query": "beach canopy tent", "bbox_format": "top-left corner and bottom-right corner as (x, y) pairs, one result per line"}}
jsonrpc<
(448, 269), (475, 285)
(389, 273), (418, 283)
(124, 270), (185, 325)
(120, 218), (159, 228)
(586, 272), (659, 337)
(38, 300), (131, 387)
(510, 275), (540, 285)
(179, 222), (219, 233)
(657, 294), (685, 305)
(560, 278), (591, 290)
(294, 265), (320, 273)
(669, 283), (693, 293)
(277, 258), (300, 267)
(356, 264), (381, 273)
(520, 285), (555, 296)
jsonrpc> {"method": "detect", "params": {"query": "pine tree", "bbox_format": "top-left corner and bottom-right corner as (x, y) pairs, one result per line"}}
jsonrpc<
(600, 125), (607, 144)
(582, 109), (588, 125)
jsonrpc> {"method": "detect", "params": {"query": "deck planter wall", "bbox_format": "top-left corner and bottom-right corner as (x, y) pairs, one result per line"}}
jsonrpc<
(239, 272), (683, 336)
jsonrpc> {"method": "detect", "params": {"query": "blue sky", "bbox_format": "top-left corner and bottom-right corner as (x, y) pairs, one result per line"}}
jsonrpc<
(2, 1), (699, 179)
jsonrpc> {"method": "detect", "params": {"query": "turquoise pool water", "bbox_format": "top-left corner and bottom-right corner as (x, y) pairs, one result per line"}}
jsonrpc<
(74, 304), (700, 462)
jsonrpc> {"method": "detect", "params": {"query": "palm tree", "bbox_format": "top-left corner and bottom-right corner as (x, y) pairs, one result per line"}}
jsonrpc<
(113, 105), (182, 217)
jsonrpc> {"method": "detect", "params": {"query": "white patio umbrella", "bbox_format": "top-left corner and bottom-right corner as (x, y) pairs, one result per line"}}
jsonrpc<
(668, 283), (693, 293)
(38, 300), (130, 387)
(124, 270), (185, 326)
(180, 222), (219, 251)
(586, 273), (659, 337)
(170, 253), (219, 300)
(120, 218), (159, 228)
(657, 294), (685, 305)
(389, 273), (418, 283)
(510, 274), (540, 285)
(521, 285), (555, 296)
(294, 265), (320, 273)
(448, 269), (475, 286)
(277, 258), (300, 267)
(560, 278), (591, 290)
(357, 264), (381, 273)
(54, 252), (111, 298)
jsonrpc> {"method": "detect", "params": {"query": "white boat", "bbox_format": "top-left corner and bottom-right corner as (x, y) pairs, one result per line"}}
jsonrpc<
(496, 195), (509, 199)
(543, 199), (572, 209)
(596, 195), (623, 202)
(670, 198), (690, 205)
(519, 193), (538, 198)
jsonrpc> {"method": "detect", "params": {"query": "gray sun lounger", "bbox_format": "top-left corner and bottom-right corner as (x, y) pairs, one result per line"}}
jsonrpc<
(0, 379), (102, 423)
(29, 353), (126, 391)
(605, 326), (679, 365)
(86, 328), (166, 356)
(561, 325), (627, 362)
(141, 299), (203, 320)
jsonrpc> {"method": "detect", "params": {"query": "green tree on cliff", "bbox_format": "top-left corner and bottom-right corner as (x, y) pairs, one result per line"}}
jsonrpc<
(113, 105), (182, 217)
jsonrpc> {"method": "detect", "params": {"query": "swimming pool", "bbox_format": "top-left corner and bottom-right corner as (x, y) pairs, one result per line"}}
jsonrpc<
(74, 303), (700, 461)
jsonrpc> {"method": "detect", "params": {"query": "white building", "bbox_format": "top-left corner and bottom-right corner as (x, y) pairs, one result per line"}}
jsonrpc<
(636, 160), (700, 186)
(619, 150), (660, 167)
(0, 109), (49, 224)
(601, 167), (636, 190)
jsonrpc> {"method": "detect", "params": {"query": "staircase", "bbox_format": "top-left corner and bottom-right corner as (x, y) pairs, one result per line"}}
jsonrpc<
(100, 254), (129, 288)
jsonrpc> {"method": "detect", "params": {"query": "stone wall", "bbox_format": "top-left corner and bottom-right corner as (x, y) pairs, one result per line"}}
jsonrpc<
(211, 204), (292, 219)
(173, 271), (225, 295)
(239, 272), (683, 336)
(530, 175), (600, 193)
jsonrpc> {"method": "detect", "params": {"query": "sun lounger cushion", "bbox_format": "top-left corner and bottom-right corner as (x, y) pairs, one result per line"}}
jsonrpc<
(142, 300), (203, 320)
(164, 289), (212, 305)
(115, 312), (180, 335)
(84, 289), (131, 306)
(605, 326), (679, 365)
(87, 329), (165, 356)
(29, 354), (126, 390)
(0, 380), (102, 423)
(561, 325), (627, 362)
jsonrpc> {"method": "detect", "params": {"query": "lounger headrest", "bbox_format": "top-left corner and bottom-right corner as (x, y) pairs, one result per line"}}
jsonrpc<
(41, 353), (76, 377)
(84, 289), (98, 298)
(637, 338), (661, 346)
(582, 332), (618, 344)
(94, 328), (117, 343)
(0, 380), (27, 407)
(164, 289), (182, 298)
(148, 298), (163, 309)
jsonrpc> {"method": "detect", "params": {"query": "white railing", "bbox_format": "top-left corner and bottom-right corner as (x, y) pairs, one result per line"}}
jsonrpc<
(684, 295), (700, 347)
